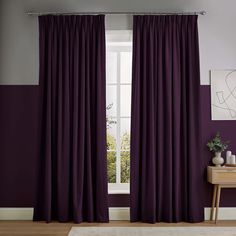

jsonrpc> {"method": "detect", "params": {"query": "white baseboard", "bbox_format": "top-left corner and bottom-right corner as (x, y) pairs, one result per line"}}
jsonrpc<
(0, 207), (236, 221)
(0, 207), (130, 221)
(204, 207), (236, 220)
(0, 208), (33, 220)
(109, 207), (130, 220)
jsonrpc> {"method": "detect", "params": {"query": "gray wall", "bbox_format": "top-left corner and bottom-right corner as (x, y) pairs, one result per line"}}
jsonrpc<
(1, 0), (236, 85)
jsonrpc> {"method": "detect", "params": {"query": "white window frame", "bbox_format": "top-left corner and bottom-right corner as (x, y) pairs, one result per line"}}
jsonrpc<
(106, 31), (132, 194)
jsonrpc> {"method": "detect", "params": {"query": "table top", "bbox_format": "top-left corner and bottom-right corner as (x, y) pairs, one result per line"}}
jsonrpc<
(208, 166), (236, 170)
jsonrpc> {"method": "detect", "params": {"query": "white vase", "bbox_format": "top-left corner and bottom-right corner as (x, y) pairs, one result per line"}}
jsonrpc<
(212, 152), (224, 167)
(230, 155), (236, 164)
(226, 150), (232, 164)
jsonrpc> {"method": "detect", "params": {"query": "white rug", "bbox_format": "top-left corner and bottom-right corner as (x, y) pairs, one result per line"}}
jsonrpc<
(68, 227), (236, 236)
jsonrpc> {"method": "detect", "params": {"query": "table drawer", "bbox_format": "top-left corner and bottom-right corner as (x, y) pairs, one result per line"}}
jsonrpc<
(212, 170), (236, 184)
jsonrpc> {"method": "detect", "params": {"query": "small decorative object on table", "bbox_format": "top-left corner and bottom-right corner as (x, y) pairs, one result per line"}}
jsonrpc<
(225, 155), (236, 167)
(226, 150), (232, 164)
(207, 132), (229, 167)
(230, 155), (236, 164)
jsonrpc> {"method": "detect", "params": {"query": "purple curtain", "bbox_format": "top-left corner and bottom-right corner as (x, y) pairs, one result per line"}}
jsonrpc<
(131, 15), (203, 223)
(33, 15), (109, 223)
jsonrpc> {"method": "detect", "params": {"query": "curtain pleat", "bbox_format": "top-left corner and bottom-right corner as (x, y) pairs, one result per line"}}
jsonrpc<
(130, 15), (203, 223)
(33, 15), (109, 223)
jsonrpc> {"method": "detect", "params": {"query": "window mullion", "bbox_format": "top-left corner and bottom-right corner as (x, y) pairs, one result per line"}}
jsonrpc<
(116, 52), (121, 184)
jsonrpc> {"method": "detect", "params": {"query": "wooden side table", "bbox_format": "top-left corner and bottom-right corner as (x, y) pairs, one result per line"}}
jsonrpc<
(207, 166), (236, 223)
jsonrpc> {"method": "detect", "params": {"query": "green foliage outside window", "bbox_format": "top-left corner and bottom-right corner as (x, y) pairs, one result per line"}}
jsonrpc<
(121, 132), (130, 183)
(107, 133), (116, 183)
(106, 104), (130, 184)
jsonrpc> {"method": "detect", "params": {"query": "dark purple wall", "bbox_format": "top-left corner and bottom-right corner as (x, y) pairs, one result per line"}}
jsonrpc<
(108, 194), (130, 207)
(0, 85), (235, 208)
(0, 86), (39, 206)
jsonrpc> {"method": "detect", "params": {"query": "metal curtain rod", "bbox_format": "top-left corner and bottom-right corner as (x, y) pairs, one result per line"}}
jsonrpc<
(26, 10), (206, 16)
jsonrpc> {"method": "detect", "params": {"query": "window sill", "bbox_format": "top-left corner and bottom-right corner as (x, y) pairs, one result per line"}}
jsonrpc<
(108, 183), (130, 194)
(108, 189), (130, 194)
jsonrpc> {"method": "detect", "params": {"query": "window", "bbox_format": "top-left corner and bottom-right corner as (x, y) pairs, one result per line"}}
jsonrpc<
(106, 31), (132, 194)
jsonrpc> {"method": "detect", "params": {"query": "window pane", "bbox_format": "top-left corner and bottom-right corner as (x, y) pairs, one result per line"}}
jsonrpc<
(107, 118), (117, 150)
(107, 151), (116, 183)
(121, 118), (130, 150)
(106, 52), (117, 84)
(106, 85), (117, 116)
(120, 85), (131, 117)
(121, 151), (130, 183)
(121, 52), (132, 84)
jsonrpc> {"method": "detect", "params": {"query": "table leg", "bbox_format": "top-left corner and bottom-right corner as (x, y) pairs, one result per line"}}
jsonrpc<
(215, 185), (221, 223)
(210, 185), (217, 221)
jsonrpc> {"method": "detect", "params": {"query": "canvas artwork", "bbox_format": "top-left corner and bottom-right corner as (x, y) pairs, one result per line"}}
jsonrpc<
(211, 70), (236, 120)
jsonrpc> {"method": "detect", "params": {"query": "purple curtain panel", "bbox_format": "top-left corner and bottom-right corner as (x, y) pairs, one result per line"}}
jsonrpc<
(33, 15), (109, 223)
(130, 15), (203, 223)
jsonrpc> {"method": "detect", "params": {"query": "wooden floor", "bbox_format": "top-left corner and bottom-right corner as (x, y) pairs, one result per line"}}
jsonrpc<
(0, 221), (236, 236)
